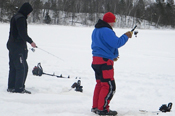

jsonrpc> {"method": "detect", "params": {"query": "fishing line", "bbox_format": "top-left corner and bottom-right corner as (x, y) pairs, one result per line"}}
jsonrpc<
(30, 47), (64, 61)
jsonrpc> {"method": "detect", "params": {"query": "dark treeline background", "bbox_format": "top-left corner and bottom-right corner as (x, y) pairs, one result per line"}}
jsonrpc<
(0, 0), (175, 28)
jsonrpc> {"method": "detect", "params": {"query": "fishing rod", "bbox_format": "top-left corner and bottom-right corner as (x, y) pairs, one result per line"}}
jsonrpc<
(131, 25), (139, 37)
(131, 25), (137, 32)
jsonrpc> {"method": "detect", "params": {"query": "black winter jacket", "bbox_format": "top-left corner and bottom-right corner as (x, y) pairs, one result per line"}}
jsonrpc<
(7, 2), (33, 52)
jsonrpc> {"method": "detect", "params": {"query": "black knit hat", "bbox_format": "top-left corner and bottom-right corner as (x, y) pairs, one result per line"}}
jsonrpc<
(18, 2), (33, 18)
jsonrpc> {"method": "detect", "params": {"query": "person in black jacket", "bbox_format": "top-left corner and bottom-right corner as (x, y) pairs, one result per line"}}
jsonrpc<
(7, 2), (37, 94)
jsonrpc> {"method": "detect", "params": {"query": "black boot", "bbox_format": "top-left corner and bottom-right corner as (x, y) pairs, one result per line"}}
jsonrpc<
(14, 89), (31, 94)
(97, 109), (118, 116)
(21, 89), (31, 94)
(91, 108), (98, 114)
(7, 88), (15, 93)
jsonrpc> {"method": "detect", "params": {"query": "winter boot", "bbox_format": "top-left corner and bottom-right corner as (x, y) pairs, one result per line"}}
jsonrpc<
(91, 108), (98, 114)
(21, 89), (32, 94)
(97, 109), (118, 116)
(7, 88), (15, 93)
(15, 89), (31, 94)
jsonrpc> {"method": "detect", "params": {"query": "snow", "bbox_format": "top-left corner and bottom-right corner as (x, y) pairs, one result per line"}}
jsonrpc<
(0, 23), (175, 116)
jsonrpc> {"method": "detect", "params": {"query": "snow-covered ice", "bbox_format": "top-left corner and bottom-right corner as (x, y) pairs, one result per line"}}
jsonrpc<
(0, 23), (174, 116)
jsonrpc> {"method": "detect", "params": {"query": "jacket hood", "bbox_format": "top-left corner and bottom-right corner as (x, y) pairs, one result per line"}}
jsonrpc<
(18, 2), (33, 19)
(95, 19), (113, 30)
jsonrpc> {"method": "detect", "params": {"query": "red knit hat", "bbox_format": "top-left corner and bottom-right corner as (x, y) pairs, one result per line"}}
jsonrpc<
(103, 12), (116, 23)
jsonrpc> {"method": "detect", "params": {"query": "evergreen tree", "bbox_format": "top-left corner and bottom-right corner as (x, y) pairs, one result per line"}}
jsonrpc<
(44, 12), (51, 24)
(164, 3), (174, 26)
(31, 0), (43, 23)
(0, 0), (175, 27)
(167, 0), (174, 4)
(155, 1), (165, 26)
(135, 0), (145, 19)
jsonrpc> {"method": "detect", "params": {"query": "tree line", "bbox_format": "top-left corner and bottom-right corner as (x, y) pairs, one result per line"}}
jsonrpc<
(0, 0), (175, 28)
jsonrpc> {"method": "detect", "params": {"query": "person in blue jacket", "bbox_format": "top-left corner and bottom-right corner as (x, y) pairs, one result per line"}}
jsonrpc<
(91, 12), (132, 115)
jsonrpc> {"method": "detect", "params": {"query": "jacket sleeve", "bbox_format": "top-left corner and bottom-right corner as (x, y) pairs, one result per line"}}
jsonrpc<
(16, 17), (33, 44)
(102, 28), (128, 48)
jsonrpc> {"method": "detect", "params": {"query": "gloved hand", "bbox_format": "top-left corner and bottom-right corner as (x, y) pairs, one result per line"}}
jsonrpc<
(125, 31), (133, 38)
(113, 56), (119, 62)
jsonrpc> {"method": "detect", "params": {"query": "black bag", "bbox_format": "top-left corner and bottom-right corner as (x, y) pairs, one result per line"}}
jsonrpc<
(71, 80), (83, 92)
(32, 63), (43, 76)
(159, 102), (173, 112)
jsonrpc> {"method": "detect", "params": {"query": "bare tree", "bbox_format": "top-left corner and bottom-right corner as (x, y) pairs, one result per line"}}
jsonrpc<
(0, 0), (175, 27)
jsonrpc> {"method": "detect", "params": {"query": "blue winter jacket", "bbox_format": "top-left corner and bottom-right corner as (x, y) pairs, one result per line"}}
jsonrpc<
(91, 19), (128, 60)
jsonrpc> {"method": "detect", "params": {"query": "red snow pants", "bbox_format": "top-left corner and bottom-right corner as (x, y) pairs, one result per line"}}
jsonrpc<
(91, 56), (116, 111)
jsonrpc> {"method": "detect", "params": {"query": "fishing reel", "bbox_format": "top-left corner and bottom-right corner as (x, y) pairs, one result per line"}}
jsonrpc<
(134, 31), (138, 37)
